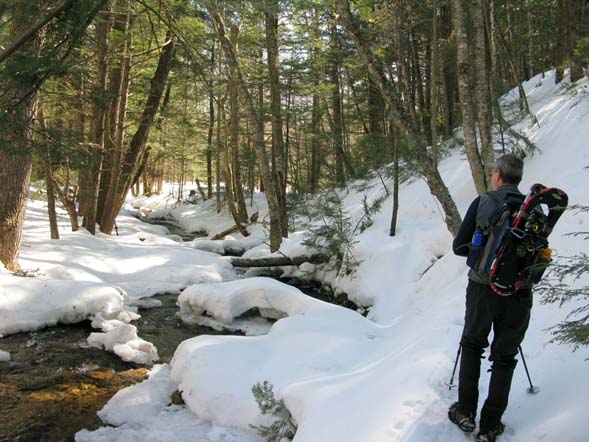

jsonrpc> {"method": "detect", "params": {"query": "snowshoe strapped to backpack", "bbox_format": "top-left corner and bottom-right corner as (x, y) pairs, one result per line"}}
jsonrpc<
(466, 184), (568, 296)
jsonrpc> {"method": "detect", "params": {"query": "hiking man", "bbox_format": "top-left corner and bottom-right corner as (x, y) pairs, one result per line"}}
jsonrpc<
(449, 154), (532, 442)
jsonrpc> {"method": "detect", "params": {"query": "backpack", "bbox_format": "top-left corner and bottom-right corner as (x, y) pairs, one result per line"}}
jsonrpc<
(466, 184), (568, 295)
(466, 191), (524, 284)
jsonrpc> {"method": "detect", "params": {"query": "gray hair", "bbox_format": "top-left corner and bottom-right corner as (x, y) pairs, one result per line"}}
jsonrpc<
(494, 154), (524, 185)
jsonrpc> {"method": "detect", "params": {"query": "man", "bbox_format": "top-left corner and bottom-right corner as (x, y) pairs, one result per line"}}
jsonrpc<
(449, 154), (532, 442)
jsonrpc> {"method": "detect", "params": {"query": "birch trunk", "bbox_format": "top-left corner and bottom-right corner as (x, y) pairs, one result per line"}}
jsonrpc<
(452, 0), (488, 195)
(472, 0), (495, 183)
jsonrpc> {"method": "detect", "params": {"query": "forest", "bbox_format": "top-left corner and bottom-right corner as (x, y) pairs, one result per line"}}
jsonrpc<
(1, 2), (589, 441)
(1, 0), (586, 272)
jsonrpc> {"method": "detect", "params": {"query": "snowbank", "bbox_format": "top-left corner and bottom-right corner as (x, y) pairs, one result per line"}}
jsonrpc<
(170, 302), (380, 430)
(0, 275), (126, 337)
(96, 364), (176, 426)
(19, 203), (235, 300)
(76, 364), (260, 442)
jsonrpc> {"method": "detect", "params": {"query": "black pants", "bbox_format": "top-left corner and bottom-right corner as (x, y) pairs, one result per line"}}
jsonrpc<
(458, 280), (532, 433)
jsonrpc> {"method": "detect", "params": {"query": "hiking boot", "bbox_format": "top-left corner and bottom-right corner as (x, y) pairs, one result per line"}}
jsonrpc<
(448, 402), (476, 432)
(476, 422), (505, 442)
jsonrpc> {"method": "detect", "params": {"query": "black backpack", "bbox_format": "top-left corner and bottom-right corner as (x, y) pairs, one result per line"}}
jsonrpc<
(466, 184), (568, 295)
(466, 191), (524, 283)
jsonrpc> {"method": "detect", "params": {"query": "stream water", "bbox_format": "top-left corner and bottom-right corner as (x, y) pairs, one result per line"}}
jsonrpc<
(0, 293), (239, 442)
(0, 220), (344, 442)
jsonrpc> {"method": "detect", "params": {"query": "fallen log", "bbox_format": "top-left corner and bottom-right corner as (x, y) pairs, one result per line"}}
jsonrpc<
(210, 223), (249, 240)
(231, 254), (329, 268)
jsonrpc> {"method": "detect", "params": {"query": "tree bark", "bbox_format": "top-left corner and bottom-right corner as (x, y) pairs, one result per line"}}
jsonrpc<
(452, 0), (488, 195)
(100, 8), (133, 229)
(231, 254), (329, 268)
(430, 0), (440, 165)
(389, 125), (400, 237)
(229, 25), (249, 224)
(265, 0), (288, 237)
(38, 106), (59, 240)
(207, 40), (215, 200)
(0, 0), (42, 271)
(310, 93), (321, 194)
(329, 21), (346, 186)
(472, 0), (495, 183)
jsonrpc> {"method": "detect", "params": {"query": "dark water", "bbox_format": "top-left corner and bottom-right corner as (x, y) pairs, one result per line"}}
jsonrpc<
(0, 293), (237, 442)
(142, 218), (206, 242)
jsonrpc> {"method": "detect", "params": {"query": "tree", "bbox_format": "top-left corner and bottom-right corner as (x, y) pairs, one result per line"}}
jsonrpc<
(206, 3), (283, 252)
(538, 207), (589, 350)
(335, 0), (462, 237)
(452, 0), (488, 195)
(0, 1), (42, 271)
(0, 0), (104, 270)
(265, 0), (288, 237)
(99, 33), (177, 234)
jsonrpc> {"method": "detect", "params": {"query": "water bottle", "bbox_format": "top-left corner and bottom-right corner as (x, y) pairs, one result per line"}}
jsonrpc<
(467, 230), (486, 270)
(472, 231), (485, 247)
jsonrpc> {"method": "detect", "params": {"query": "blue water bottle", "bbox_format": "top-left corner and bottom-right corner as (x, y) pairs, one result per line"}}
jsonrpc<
(472, 231), (485, 247)
(467, 230), (486, 269)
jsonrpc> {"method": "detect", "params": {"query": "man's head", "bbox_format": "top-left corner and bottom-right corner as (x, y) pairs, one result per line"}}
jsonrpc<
(491, 154), (524, 190)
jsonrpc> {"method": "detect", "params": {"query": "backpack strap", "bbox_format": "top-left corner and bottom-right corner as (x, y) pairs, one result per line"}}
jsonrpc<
(476, 191), (502, 231)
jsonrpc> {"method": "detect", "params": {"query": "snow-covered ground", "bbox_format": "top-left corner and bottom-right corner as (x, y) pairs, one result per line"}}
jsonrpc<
(1, 70), (588, 442)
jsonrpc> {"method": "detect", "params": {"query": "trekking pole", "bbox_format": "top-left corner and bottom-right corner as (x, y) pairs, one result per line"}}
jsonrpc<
(447, 344), (461, 390)
(518, 345), (539, 394)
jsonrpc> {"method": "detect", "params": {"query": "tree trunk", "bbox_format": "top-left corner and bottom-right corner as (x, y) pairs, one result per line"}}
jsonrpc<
(221, 98), (240, 224)
(99, 35), (176, 235)
(38, 106), (59, 240)
(411, 29), (428, 140)
(44, 153), (60, 240)
(231, 254), (329, 268)
(472, 0), (495, 183)
(228, 25), (249, 224)
(336, 0), (462, 236)
(431, 0), (440, 165)
(389, 125), (400, 237)
(310, 93), (321, 194)
(216, 101), (223, 213)
(0, 0), (42, 271)
(329, 21), (346, 186)
(207, 5), (282, 251)
(452, 0), (488, 195)
(569, 0), (583, 82)
(80, 5), (111, 234)
(265, 0), (288, 237)
(207, 40), (215, 200)
(100, 8), (133, 229)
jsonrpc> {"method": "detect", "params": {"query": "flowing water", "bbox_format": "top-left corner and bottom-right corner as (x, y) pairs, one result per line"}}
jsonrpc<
(0, 293), (239, 442)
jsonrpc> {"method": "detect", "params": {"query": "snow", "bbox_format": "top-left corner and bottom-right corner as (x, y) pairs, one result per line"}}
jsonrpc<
(0, 349), (10, 362)
(0, 70), (587, 441)
(75, 364), (261, 442)
(0, 202), (236, 364)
